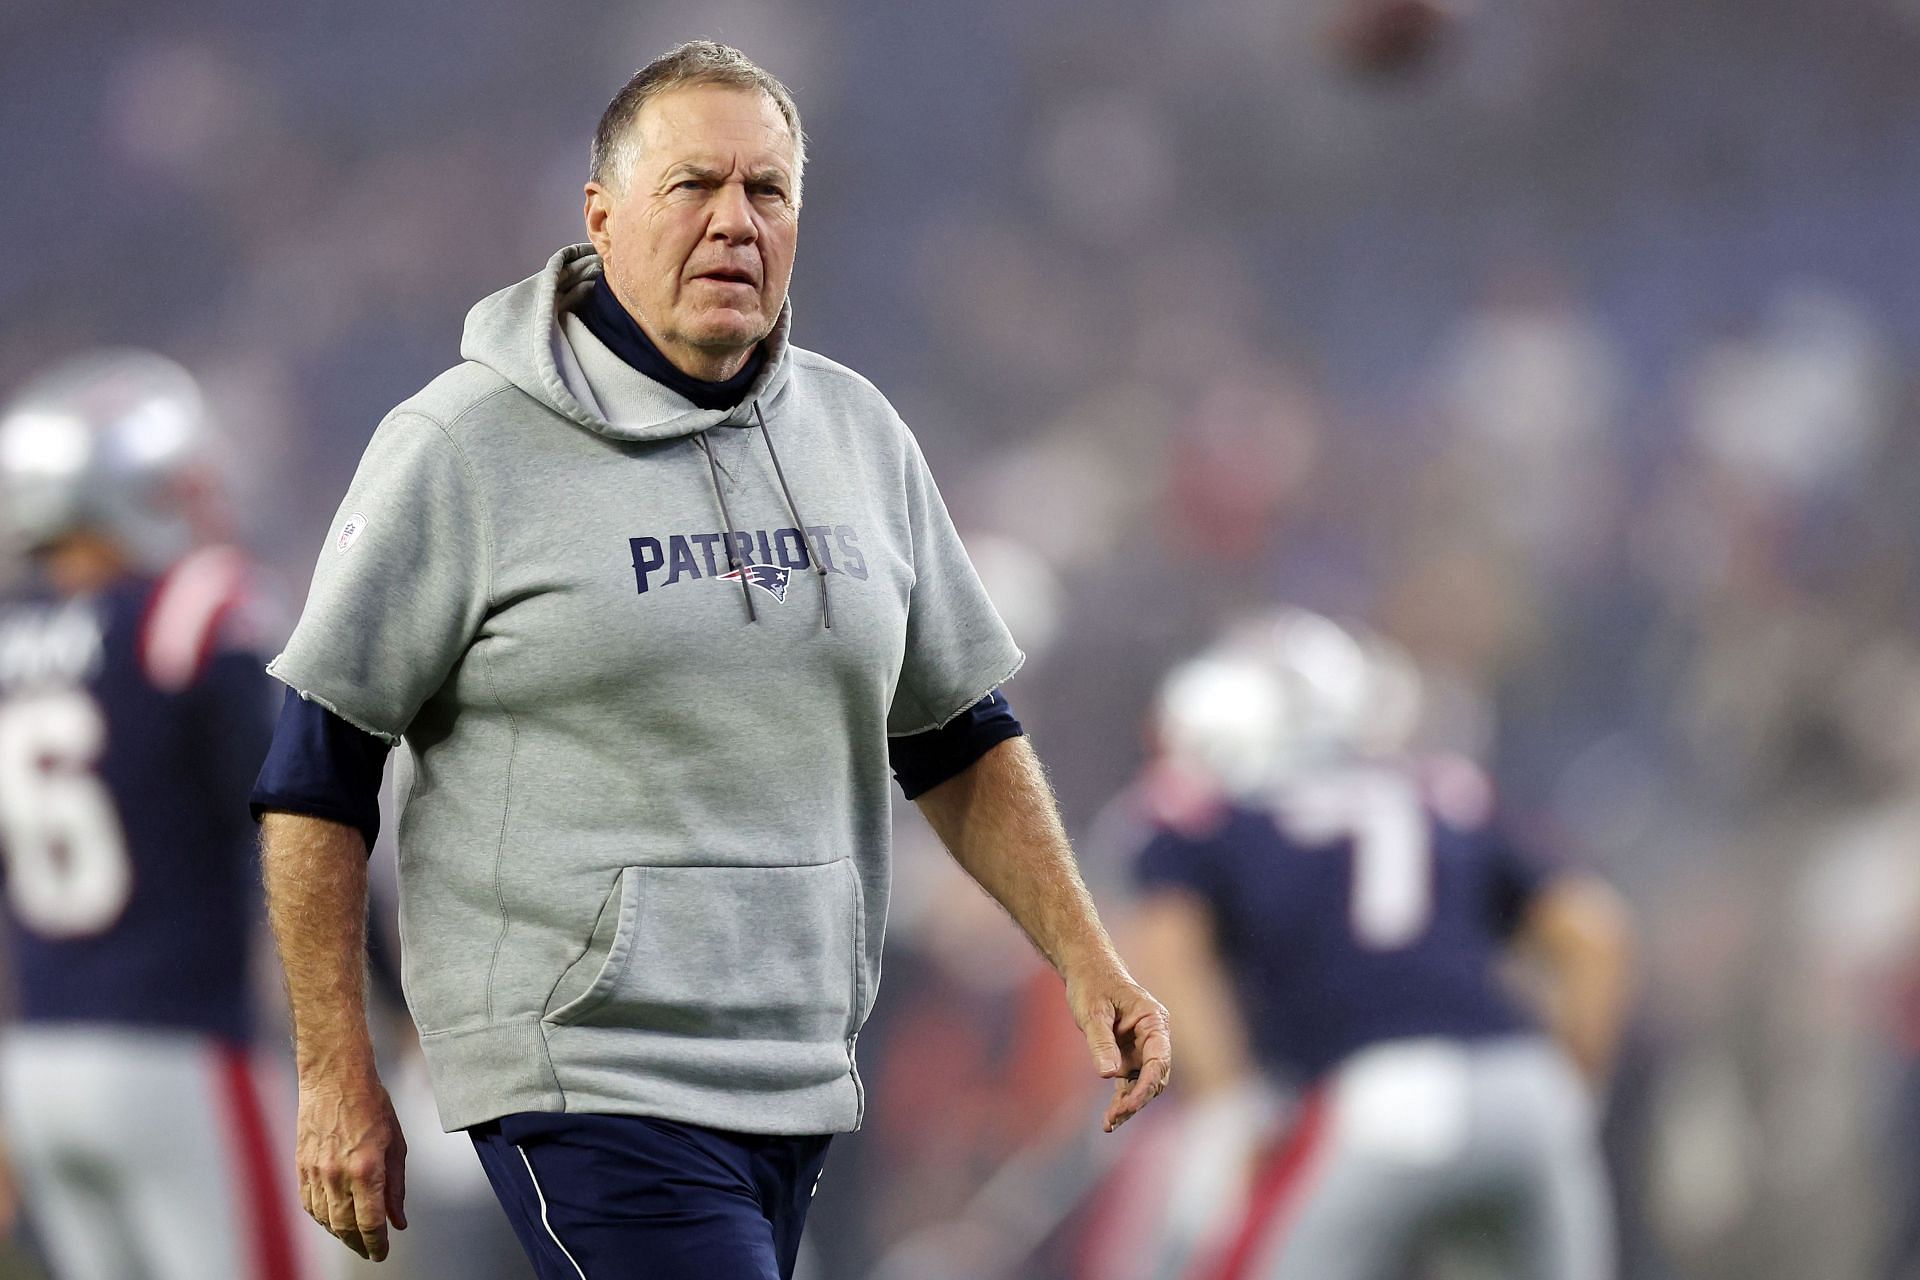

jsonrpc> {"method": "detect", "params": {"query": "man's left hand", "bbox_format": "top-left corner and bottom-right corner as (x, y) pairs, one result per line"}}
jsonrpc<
(1068, 967), (1172, 1132)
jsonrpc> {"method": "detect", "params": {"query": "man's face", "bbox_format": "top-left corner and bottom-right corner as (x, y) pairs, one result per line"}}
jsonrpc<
(584, 84), (800, 380)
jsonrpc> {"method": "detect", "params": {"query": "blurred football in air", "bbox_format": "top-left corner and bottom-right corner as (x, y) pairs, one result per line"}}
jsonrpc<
(1332, 0), (1454, 77)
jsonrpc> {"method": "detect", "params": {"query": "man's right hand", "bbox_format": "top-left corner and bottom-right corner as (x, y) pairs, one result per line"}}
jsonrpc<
(260, 813), (406, 1259)
(296, 1071), (408, 1261)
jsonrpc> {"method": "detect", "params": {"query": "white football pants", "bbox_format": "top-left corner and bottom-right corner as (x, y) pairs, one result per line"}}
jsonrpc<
(1, 1025), (323, 1280)
(1222, 1036), (1615, 1280)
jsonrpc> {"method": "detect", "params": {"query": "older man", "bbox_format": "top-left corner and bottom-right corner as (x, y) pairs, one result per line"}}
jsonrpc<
(251, 41), (1170, 1280)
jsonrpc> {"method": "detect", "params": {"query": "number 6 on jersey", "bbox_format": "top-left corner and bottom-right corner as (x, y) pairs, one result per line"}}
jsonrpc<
(0, 690), (134, 938)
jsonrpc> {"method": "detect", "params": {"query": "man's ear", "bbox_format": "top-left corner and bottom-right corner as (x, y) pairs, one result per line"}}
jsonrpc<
(583, 183), (615, 257)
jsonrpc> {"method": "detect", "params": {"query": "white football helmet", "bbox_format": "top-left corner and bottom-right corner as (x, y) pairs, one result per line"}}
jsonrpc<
(0, 350), (214, 567)
(1154, 650), (1293, 797)
(1155, 609), (1428, 794)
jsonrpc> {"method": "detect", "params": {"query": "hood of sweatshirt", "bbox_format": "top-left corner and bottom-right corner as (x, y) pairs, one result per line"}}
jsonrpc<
(458, 243), (793, 443)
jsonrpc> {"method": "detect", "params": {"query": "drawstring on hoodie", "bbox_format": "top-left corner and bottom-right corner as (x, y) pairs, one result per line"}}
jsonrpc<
(694, 432), (757, 623)
(754, 402), (834, 631)
(693, 405), (832, 631)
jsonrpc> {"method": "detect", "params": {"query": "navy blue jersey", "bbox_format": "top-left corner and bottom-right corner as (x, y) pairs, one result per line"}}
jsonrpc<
(0, 548), (274, 1042)
(1133, 760), (1548, 1084)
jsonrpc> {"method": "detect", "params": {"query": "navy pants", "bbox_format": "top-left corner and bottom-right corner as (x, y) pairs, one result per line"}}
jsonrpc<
(470, 1112), (832, 1280)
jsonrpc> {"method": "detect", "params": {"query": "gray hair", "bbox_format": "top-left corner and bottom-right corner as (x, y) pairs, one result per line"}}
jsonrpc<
(590, 41), (807, 201)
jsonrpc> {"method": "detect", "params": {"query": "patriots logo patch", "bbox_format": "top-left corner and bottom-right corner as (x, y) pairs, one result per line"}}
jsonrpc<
(718, 563), (793, 602)
(336, 513), (367, 555)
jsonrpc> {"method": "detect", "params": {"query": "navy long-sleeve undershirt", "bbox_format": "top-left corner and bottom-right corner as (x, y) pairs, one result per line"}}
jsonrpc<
(250, 688), (391, 847)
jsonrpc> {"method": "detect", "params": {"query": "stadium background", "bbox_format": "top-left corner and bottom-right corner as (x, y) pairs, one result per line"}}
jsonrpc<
(5, 0), (1920, 1276)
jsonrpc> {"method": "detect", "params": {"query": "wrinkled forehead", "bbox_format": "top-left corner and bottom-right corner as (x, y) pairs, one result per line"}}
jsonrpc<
(629, 84), (799, 181)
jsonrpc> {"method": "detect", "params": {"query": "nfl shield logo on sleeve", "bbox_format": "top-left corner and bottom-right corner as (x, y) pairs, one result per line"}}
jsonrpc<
(336, 513), (367, 555)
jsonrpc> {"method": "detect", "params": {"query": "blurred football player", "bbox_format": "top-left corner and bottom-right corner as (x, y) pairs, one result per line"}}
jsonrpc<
(0, 351), (305, 1280)
(1114, 611), (1632, 1280)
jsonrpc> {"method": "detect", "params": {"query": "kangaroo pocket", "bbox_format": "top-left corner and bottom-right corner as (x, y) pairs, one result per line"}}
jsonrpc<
(543, 860), (864, 1046)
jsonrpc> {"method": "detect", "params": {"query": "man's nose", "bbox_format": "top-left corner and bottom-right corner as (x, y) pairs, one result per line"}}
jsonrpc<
(707, 183), (758, 243)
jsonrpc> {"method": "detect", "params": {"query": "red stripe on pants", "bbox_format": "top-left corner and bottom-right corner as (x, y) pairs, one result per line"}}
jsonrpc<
(1204, 1089), (1331, 1280)
(216, 1046), (301, 1280)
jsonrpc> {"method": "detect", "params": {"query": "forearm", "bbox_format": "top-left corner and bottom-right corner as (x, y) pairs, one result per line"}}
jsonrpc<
(1525, 877), (1635, 1082)
(1549, 948), (1632, 1083)
(260, 811), (378, 1080)
(914, 736), (1121, 978)
(919, 737), (1172, 1128)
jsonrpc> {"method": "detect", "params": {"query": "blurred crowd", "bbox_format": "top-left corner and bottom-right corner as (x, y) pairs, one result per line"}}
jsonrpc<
(7, 0), (1920, 1276)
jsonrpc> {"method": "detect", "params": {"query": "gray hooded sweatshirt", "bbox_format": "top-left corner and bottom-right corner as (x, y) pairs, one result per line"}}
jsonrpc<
(270, 245), (1023, 1135)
